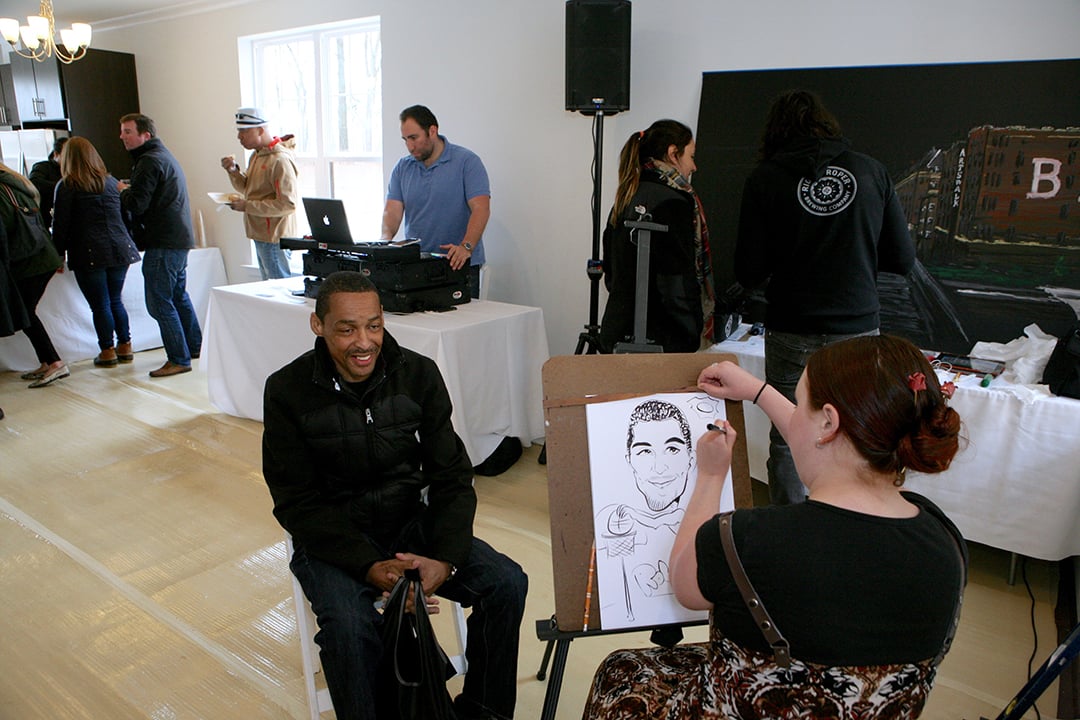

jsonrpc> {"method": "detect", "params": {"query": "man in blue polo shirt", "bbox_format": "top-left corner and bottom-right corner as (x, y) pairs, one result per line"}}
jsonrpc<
(381, 105), (490, 298)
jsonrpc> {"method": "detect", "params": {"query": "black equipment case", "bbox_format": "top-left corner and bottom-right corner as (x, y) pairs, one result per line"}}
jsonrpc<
(303, 276), (469, 313)
(283, 237), (470, 312)
(302, 249), (467, 293)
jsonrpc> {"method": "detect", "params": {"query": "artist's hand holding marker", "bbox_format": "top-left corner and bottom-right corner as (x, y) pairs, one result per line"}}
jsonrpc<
(668, 417), (737, 611)
(697, 419), (736, 481)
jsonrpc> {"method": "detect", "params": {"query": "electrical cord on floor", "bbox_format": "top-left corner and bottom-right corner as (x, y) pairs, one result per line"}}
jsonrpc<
(1022, 556), (1042, 720)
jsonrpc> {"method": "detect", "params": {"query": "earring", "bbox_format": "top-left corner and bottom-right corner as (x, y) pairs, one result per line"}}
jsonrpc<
(894, 467), (907, 487)
(814, 437), (824, 449)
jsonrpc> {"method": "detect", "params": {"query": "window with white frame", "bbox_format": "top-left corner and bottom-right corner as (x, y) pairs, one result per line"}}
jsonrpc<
(238, 16), (383, 267)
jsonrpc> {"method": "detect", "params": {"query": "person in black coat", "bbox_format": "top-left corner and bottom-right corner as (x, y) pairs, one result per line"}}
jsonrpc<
(735, 90), (915, 505)
(53, 137), (142, 367)
(263, 271), (527, 720)
(117, 113), (202, 378)
(598, 119), (714, 353)
(28, 136), (68, 226)
(1, 163), (67, 388)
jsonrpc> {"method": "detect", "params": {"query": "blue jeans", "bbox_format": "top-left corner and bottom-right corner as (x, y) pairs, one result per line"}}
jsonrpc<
(764, 328), (879, 505)
(74, 265), (133, 350)
(290, 533), (528, 720)
(254, 240), (292, 280)
(142, 248), (202, 365)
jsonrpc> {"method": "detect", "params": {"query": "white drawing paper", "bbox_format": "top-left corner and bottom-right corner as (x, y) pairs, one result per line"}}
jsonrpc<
(586, 392), (734, 631)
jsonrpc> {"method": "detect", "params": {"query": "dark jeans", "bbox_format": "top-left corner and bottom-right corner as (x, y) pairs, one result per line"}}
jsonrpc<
(763, 328), (878, 505)
(74, 265), (133, 350)
(142, 248), (202, 365)
(14, 270), (61, 365)
(290, 534), (527, 720)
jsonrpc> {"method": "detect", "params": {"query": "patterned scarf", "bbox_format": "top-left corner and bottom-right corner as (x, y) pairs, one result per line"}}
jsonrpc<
(647, 159), (716, 343)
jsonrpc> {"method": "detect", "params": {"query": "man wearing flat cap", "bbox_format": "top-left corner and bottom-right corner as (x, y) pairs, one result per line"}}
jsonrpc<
(221, 107), (299, 279)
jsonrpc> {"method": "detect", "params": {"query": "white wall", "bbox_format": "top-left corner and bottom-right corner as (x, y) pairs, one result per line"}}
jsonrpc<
(93, 0), (1080, 355)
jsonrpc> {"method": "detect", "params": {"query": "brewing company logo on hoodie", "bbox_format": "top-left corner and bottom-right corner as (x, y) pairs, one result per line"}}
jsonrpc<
(797, 166), (858, 216)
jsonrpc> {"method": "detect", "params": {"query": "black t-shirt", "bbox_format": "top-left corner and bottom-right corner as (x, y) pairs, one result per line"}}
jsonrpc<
(695, 492), (965, 666)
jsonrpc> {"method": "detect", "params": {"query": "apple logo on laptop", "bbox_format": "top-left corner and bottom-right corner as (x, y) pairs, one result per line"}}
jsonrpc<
(322, 214), (331, 226)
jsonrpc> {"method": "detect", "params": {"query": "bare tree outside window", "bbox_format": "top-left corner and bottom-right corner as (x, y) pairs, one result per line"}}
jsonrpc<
(239, 17), (383, 269)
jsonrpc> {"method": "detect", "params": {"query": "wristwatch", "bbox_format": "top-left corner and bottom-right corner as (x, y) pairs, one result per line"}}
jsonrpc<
(462, 241), (473, 252)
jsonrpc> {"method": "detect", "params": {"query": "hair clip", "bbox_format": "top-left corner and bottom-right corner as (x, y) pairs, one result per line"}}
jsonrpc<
(908, 371), (926, 404)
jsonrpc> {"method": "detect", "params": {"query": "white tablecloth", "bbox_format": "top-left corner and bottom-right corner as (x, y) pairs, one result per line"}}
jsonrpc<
(202, 278), (549, 465)
(709, 327), (1080, 561)
(0, 247), (227, 371)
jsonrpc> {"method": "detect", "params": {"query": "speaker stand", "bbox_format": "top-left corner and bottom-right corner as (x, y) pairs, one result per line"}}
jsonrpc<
(575, 108), (607, 357)
(540, 108), (608, 468)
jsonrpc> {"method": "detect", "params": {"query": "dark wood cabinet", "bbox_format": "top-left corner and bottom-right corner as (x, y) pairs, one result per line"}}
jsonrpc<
(9, 54), (66, 122)
(3, 48), (139, 177)
(58, 49), (140, 178)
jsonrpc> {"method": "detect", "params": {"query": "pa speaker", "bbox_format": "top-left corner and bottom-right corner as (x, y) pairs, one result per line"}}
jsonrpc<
(565, 0), (630, 115)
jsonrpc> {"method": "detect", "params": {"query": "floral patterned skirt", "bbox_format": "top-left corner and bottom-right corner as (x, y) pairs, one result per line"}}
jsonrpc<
(581, 629), (936, 720)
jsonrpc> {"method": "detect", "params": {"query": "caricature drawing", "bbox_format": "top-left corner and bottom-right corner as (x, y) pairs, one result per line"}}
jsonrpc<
(588, 393), (726, 630)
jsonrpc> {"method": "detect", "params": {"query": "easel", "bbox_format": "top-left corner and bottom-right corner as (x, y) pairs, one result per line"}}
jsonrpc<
(535, 353), (752, 720)
(612, 217), (668, 354)
(985, 621), (1080, 720)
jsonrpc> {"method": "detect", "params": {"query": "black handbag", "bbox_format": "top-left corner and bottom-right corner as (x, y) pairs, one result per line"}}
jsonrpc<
(377, 568), (458, 720)
(2, 183), (51, 262)
(1042, 323), (1080, 399)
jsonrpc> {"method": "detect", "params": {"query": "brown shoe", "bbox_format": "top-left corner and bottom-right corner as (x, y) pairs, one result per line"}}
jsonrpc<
(148, 361), (192, 378)
(116, 342), (134, 363)
(94, 348), (119, 367)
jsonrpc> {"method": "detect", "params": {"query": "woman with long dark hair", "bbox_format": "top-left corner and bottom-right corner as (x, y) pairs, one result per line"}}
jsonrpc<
(598, 119), (714, 353)
(0, 162), (67, 388)
(53, 137), (141, 367)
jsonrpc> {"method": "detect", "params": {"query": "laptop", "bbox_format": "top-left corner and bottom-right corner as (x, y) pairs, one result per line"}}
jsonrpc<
(303, 197), (356, 245)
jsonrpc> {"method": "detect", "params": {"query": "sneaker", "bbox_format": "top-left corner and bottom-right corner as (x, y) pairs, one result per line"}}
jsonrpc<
(28, 364), (70, 388)
(148, 361), (192, 378)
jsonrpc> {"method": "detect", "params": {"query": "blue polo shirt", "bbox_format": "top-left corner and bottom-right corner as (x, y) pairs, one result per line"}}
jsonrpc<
(386, 136), (490, 266)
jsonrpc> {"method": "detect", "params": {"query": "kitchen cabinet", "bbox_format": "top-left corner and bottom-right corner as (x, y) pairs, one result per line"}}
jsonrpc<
(9, 54), (65, 122)
(2, 49), (139, 177)
(0, 65), (16, 127)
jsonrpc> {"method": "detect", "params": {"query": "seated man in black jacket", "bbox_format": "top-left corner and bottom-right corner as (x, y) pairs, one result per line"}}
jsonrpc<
(262, 271), (527, 720)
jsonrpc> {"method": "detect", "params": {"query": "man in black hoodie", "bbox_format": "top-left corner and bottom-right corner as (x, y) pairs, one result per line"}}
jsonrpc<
(735, 90), (914, 505)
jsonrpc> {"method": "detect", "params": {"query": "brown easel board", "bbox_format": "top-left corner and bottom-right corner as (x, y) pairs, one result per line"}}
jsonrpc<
(542, 352), (751, 633)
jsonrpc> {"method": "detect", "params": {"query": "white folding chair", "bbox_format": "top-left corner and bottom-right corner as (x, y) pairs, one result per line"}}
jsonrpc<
(285, 535), (469, 719)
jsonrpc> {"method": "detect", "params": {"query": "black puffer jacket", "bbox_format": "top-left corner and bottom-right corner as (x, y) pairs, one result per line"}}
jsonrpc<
(120, 137), (195, 251)
(262, 330), (476, 579)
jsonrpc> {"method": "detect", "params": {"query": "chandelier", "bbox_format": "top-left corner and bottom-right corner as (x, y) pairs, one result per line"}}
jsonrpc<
(0, 0), (92, 64)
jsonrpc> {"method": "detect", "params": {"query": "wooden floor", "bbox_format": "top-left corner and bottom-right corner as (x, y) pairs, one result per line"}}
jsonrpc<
(0, 347), (1067, 719)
